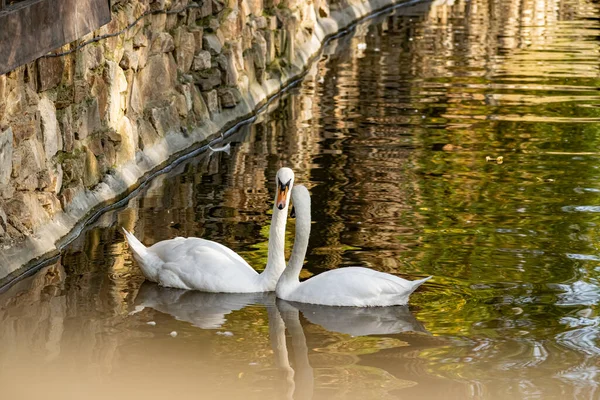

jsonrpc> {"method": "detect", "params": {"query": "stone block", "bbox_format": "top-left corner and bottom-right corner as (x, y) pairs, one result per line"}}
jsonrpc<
(133, 30), (149, 48)
(199, 0), (212, 17)
(221, 50), (238, 86)
(150, 32), (175, 55)
(190, 27), (204, 54)
(116, 116), (137, 165)
(196, 68), (222, 91)
(105, 61), (128, 129)
(83, 146), (100, 188)
(134, 53), (178, 108)
(212, 0), (224, 13)
(192, 85), (210, 121)
(150, 105), (181, 137)
(38, 96), (62, 159)
(247, 0), (263, 16)
(137, 118), (161, 150)
(5, 192), (50, 233)
(74, 98), (102, 141)
(192, 50), (212, 71)
(36, 56), (64, 92)
(202, 89), (219, 115)
(174, 28), (196, 73)
(12, 138), (46, 191)
(60, 107), (74, 152)
(203, 33), (223, 56)
(0, 128), (13, 185)
(218, 87), (241, 108)
(10, 111), (41, 145)
(120, 50), (139, 70)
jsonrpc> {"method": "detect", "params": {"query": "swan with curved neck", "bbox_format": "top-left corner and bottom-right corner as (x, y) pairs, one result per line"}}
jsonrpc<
(276, 185), (431, 306)
(123, 167), (295, 293)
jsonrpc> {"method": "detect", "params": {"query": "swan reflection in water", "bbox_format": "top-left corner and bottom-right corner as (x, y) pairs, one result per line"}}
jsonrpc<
(133, 282), (429, 399)
(133, 281), (275, 329)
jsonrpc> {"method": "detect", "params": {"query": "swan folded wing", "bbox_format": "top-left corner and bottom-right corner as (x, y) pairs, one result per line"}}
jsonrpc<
(150, 237), (254, 272)
(292, 267), (418, 307)
(157, 244), (259, 292)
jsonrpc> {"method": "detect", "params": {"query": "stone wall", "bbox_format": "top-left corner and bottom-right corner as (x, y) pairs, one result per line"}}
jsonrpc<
(0, 0), (405, 279)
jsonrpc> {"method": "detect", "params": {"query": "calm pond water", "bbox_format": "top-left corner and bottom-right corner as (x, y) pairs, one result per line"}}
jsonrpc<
(3, 0), (600, 398)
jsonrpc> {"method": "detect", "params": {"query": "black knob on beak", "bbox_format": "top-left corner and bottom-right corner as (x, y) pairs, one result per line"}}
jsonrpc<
(278, 204), (284, 210)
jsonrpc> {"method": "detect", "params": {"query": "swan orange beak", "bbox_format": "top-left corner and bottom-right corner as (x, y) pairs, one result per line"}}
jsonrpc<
(276, 179), (291, 210)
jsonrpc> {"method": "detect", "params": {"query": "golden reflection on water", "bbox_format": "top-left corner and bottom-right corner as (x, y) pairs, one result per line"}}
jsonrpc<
(3, 0), (600, 398)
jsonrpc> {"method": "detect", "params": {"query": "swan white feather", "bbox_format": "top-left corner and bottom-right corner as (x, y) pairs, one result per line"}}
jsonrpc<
(276, 185), (431, 307)
(124, 167), (295, 293)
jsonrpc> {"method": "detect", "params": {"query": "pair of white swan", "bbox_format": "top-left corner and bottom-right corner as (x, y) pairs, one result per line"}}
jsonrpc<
(124, 168), (430, 306)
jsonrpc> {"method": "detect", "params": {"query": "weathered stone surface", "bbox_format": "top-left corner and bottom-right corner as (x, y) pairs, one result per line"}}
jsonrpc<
(133, 30), (149, 48)
(150, 105), (181, 137)
(180, 84), (194, 114)
(59, 107), (74, 152)
(150, 32), (175, 55)
(218, 87), (241, 108)
(5, 87), (27, 118)
(149, 0), (166, 11)
(192, 85), (210, 121)
(61, 154), (84, 186)
(137, 118), (161, 149)
(192, 50), (212, 71)
(190, 27), (204, 54)
(196, 68), (222, 91)
(5, 192), (50, 233)
(247, 0), (264, 16)
(105, 61), (128, 129)
(254, 16), (267, 29)
(174, 28), (196, 73)
(212, 0), (224, 13)
(38, 96), (62, 159)
(202, 89), (219, 115)
(253, 31), (267, 71)
(0, 128), (13, 185)
(10, 111), (41, 145)
(116, 116), (137, 165)
(74, 98), (102, 141)
(203, 34), (223, 56)
(134, 53), (178, 108)
(119, 50), (139, 70)
(199, 0), (212, 17)
(221, 50), (239, 86)
(83, 146), (100, 188)
(172, 94), (187, 119)
(91, 74), (109, 118)
(264, 30), (275, 64)
(12, 139), (46, 191)
(76, 45), (104, 77)
(36, 56), (64, 92)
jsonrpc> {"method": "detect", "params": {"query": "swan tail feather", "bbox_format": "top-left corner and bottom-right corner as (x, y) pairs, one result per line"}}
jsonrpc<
(122, 228), (148, 258)
(122, 228), (162, 282)
(408, 276), (432, 294)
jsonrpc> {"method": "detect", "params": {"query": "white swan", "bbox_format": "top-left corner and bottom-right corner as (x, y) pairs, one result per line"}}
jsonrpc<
(123, 167), (295, 293)
(276, 185), (431, 307)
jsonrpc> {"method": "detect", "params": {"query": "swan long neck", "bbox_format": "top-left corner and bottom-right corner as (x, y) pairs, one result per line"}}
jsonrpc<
(277, 187), (311, 295)
(258, 202), (288, 289)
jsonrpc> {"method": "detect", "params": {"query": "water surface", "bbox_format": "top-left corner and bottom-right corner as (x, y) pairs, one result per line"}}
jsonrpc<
(3, 0), (600, 398)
